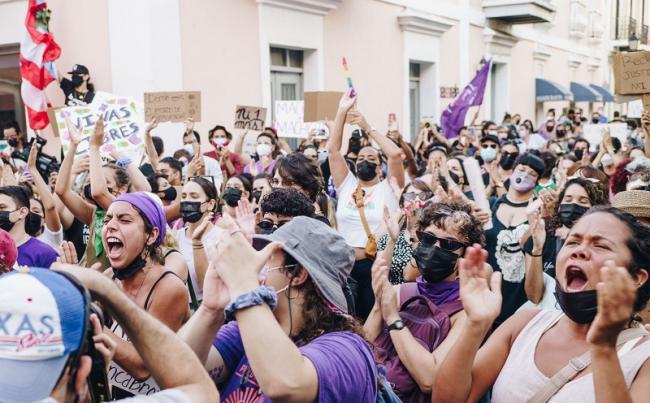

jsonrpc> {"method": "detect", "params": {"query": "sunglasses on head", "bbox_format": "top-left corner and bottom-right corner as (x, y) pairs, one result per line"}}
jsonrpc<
(257, 219), (290, 232)
(416, 230), (465, 252)
(482, 143), (498, 149)
(403, 192), (430, 202)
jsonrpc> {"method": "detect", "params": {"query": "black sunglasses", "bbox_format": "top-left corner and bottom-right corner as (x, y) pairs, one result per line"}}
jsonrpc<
(416, 230), (466, 252)
(257, 219), (290, 232)
(481, 144), (498, 149)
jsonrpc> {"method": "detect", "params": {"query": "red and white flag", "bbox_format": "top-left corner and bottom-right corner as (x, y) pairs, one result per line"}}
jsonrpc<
(20, 0), (61, 130)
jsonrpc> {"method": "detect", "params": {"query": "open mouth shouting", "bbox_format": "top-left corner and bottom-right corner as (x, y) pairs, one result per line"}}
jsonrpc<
(106, 236), (125, 260)
(564, 264), (589, 292)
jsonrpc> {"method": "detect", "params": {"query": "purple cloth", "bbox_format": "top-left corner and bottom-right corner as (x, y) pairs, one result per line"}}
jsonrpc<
(214, 321), (377, 402)
(244, 159), (277, 175)
(416, 276), (460, 306)
(17, 237), (58, 268)
(440, 60), (491, 139)
(113, 192), (166, 246)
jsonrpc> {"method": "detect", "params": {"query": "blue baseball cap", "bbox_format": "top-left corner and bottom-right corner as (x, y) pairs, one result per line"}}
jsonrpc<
(0, 268), (87, 402)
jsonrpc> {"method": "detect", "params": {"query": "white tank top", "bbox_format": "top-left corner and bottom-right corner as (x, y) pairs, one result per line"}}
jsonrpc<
(492, 310), (650, 403)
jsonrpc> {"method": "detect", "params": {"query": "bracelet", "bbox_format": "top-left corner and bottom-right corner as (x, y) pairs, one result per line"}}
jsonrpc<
(530, 252), (543, 257)
(116, 157), (133, 169)
(224, 286), (278, 321)
(193, 245), (204, 250)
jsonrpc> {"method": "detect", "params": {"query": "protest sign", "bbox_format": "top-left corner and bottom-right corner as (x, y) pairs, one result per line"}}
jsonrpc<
(582, 123), (628, 151)
(303, 92), (342, 122)
(55, 92), (145, 162)
(274, 101), (326, 138)
(234, 105), (267, 131)
(628, 99), (644, 118)
(144, 91), (201, 123)
(613, 51), (650, 95)
(388, 113), (398, 131)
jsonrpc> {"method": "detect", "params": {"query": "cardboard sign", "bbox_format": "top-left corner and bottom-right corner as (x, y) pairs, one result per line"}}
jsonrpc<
(582, 123), (628, 151)
(55, 92), (145, 162)
(613, 52), (650, 95)
(274, 101), (326, 138)
(234, 105), (267, 131)
(144, 91), (201, 122)
(303, 91), (342, 122)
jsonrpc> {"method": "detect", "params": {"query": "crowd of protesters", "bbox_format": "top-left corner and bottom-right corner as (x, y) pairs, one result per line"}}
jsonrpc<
(0, 79), (649, 402)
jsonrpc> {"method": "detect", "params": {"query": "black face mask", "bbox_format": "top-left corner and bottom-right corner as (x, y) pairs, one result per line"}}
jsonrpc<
(223, 188), (243, 207)
(252, 190), (263, 203)
(112, 241), (150, 281)
(25, 212), (43, 236)
(0, 210), (17, 232)
(558, 203), (589, 228)
(159, 187), (177, 201)
(546, 125), (554, 132)
(356, 161), (378, 181)
(7, 139), (18, 148)
(574, 149), (584, 160)
(349, 138), (361, 155)
(180, 201), (205, 223)
(591, 118), (600, 124)
(499, 152), (519, 170)
(449, 171), (462, 186)
(556, 130), (565, 138)
(413, 244), (459, 283)
(71, 75), (84, 87)
(554, 281), (597, 324)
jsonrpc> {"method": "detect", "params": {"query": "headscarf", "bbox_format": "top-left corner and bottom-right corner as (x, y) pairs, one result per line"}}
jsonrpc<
(112, 192), (166, 246)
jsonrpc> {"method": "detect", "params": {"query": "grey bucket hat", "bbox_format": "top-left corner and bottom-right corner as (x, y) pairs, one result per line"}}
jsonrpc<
(253, 216), (354, 313)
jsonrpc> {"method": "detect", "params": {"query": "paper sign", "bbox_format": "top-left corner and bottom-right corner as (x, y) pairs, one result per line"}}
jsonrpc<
(274, 101), (325, 138)
(55, 91), (145, 162)
(303, 92), (342, 122)
(613, 52), (650, 95)
(582, 123), (628, 151)
(628, 99), (644, 118)
(234, 105), (267, 131)
(388, 113), (398, 131)
(144, 91), (201, 122)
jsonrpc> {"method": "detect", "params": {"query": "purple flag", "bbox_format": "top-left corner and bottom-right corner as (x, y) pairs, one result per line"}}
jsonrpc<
(440, 59), (492, 139)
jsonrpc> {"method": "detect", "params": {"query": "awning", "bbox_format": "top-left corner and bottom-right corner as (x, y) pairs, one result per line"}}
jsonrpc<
(536, 78), (573, 102)
(589, 84), (615, 102)
(570, 81), (602, 102)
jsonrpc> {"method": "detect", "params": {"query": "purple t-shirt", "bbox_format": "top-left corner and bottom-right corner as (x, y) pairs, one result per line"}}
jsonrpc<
(17, 237), (59, 268)
(213, 321), (377, 402)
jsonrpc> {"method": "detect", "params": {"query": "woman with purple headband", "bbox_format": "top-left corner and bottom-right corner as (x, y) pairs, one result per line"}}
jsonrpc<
(101, 191), (189, 398)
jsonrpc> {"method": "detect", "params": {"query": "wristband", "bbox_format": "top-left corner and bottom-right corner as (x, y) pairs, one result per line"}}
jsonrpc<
(224, 286), (278, 321)
(116, 157), (133, 169)
(530, 252), (543, 257)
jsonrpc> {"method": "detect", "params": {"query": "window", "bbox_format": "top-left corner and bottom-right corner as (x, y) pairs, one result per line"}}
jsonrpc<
(270, 47), (304, 149)
(409, 62), (421, 140)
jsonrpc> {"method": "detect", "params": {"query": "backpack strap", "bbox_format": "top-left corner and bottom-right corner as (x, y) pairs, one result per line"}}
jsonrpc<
(527, 327), (648, 403)
(398, 282), (420, 306)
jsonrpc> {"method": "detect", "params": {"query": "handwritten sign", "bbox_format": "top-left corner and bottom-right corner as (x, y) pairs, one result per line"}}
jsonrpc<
(234, 105), (267, 131)
(144, 91), (201, 122)
(55, 92), (145, 162)
(613, 52), (650, 95)
(303, 92), (342, 122)
(274, 101), (326, 138)
(582, 123), (628, 151)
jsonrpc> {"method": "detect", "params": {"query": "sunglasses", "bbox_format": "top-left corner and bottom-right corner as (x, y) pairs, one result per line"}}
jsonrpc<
(482, 144), (498, 149)
(403, 192), (430, 202)
(416, 230), (466, 252)
(257, 219), (290, 232)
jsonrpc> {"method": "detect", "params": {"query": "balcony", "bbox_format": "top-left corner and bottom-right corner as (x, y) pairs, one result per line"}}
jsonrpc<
(612, 16), (637, 41)
(641, 24), (649, 45)
(483, 0), (555, 24)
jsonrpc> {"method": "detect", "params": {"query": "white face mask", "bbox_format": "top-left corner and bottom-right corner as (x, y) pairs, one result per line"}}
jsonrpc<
(183, 143), (195, 157)
(214, 137), (227, 147)
(257, 143), (272, 157)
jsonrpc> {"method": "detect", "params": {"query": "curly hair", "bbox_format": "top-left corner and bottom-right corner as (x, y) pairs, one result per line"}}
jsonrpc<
(417, 200), (485, 247)
(260, 187), (315, 218)
(104, 163), (130, 191)
(567, 163), (610, 196)
(273, 152), (324, 202)
(282, 254), (367, 345)
(546, 178), (610, 234)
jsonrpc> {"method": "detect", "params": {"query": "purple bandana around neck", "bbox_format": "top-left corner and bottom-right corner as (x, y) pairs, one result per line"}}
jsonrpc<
(416, 276), (460, 306)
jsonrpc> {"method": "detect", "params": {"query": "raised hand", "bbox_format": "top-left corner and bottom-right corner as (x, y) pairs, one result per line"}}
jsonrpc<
(587, 261), (639, 347)
(458, 244), (502, 325)
(64, 115), (83, 147)
(383, 206), (402, 242)
(191, 212), (214, 242)
(91, 314), (117, 372)
(337, 90), (357, 113)
(346, 110), (371, 133)
(89, 115), (105, 148)
(201, 262), (232, 314)
(71, 154), (90, 175)
(145, 118), (158, 136)
(235, 198), (255, 240)
(27, 142), (38, 169)
(184, 117), (195, 134)
(57, 241), (79, 265)
(528, 210), (546, 252)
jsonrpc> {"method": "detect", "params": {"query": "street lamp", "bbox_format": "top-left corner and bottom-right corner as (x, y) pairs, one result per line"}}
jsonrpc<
(629, 31), (639, 51)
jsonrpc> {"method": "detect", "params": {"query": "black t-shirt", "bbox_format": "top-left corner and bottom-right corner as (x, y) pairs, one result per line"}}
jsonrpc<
(63, 218), (88, 260)
(522, 233), (560, 280)
(60, 78), (95, 106)
(485, 196), (531, 327)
